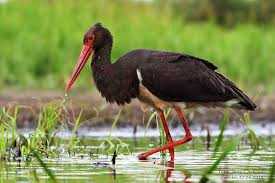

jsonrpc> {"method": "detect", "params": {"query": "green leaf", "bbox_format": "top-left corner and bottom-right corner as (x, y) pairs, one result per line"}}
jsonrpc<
(212, 110), (229, 158)
(32, 150), (57, 183)
(200, 136), (240, 183)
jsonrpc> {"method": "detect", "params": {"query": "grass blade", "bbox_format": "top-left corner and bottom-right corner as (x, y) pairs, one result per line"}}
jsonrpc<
(268, 160), (275, 183)
(109, 109), (122, 137)
(212, 110), (229, 158)
(200, 136), (240, 183)
(32, 150), (57, 183)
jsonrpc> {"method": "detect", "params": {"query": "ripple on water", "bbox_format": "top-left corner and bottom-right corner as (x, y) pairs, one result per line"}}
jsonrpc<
(1, 136), (274, 182)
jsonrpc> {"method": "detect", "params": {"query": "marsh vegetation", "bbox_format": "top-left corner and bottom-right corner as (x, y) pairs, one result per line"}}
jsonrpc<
(0, 0), (274, 182)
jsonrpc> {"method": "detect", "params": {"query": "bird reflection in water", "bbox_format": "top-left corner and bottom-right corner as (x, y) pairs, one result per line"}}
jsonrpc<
(159, 160), (192, 183)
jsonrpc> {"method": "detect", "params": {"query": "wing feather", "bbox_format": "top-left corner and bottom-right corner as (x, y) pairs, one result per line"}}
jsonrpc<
(138, 60), (236, 102)
(116, 49), (218, 70)
(115, 49), (255, 110)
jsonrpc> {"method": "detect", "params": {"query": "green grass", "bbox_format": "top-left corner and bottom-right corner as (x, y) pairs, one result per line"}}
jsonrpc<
(99, 109), (131, 155)
(268, 160), (275, 183)
(0, 104), (274, 182)
(0, 107), (18, 159)
(32, 150), (57, 183)
(212, 110), (229, 158)
(0, 0), (275, 92)
(200, 110), (238, 183)
(199, 111), (263, 183)
(200, 136), (241, 183)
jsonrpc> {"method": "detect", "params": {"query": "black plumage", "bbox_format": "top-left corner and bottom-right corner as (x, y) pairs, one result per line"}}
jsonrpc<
(66, 23), (257, 161)
(92, 47), (256, 110)
(70, 23), (256, 110)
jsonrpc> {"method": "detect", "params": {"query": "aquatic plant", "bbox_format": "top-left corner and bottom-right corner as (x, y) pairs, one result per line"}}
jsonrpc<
(145, 111), (157, 134)
(32, 150), (57, 183)
(267, 159), (275, 183)
(241, 112), (260, 153)
(200, 136), (240, 183)
(21, 104), (62, 158)
(98, 109), (130, 156)
(212, 110), (229, 158)
(0, 101), (273, 182)
(200, 110), (240, 182)
(68, 109), (83, 150)
(0, 106), (18, 159)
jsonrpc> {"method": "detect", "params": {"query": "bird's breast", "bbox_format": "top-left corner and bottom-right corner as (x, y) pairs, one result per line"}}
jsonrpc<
(92, 67), (139, 105)
(138, 83), (173, 111)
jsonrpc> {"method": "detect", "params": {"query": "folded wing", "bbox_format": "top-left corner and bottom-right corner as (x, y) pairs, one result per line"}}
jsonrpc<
(138, 59), (256, 110)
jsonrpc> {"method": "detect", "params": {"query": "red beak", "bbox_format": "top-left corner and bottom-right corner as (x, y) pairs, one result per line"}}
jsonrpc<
(65, 39), (94, 92)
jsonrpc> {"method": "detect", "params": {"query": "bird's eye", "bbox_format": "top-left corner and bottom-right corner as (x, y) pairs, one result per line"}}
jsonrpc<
(87, 35), (95, 43)
(84, 35), (94, 45)
(88, 36), (93, 41)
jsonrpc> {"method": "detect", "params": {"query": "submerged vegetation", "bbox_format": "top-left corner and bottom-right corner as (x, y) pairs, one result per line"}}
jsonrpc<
(0, 102), (274, 182)
(0, 0), (274, 182)
(0, 0), (275, 182)
(0, 102), (132, 181)
(0, 0), (275, 91)
(0, 102), (132, 160)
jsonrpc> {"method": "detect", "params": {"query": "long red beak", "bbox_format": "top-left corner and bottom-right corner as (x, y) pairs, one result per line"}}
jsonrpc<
(65, 41), (94, 92)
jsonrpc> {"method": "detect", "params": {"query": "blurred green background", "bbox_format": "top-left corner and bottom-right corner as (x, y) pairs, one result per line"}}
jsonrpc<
(0, 0), (274, 93)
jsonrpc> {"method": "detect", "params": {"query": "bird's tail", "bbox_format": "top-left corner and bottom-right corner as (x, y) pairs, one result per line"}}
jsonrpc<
(230, 85), (257, 110)
(216, 73), (257, 111)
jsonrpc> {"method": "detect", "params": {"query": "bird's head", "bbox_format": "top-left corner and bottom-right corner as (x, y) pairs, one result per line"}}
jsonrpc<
(83, 23), (113, 51)
(65, 23), (112, 92)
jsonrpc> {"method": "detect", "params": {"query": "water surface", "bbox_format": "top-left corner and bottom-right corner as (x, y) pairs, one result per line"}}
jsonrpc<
(0, 133), (274, 183)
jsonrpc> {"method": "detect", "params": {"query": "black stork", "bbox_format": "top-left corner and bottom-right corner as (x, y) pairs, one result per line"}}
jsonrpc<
(65, 23), (256, 161)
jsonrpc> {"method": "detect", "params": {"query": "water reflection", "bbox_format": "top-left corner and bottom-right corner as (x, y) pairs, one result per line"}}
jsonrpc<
(0, 136), (274, 182)
(161, 160), (192, 183)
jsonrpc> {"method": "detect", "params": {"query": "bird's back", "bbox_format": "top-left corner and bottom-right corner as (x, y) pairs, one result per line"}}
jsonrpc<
(115, 49), (256, 110)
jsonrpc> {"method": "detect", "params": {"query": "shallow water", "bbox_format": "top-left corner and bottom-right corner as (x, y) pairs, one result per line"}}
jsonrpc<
(54, 122), (275, 138)
(0, 133), (274, 183)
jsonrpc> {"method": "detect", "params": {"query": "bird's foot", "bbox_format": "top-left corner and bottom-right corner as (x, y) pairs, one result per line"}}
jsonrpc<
(137, 153), (149, 160)
(138, 144), (175, 161)
(168, 149), (175, 162)
(137, 135), (192, 161)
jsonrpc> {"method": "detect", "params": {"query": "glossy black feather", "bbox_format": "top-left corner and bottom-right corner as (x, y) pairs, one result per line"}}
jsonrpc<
(134, 52), (256, 110)
(91, 47), (255, 110)
(92, 62), (139, 105)
(138, 60), (229, 102)
(116, 49), (218, 70)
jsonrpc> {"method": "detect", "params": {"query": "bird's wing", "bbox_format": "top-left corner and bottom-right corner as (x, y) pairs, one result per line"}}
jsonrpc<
(138, 59), (243, 103)
(148, 50), (218, 70)
(117, 49), (218, 70)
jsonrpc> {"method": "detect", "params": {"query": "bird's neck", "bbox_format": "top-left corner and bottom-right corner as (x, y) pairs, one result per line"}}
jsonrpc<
(92, 43), (112, 67)
(91, 43), (115, 93)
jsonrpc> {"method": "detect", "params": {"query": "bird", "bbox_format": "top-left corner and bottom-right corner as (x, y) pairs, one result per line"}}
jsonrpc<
(65, 23), (256, 161)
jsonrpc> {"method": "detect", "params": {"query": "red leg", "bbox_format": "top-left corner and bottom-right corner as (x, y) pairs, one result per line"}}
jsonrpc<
(165, 160), (174, 182)
(138, 107), (192, 160)
(174, 106), (192, 139)
(138, 110), (174, 160)
(158, 111), (174, 160)
(165, 160), (191, 183)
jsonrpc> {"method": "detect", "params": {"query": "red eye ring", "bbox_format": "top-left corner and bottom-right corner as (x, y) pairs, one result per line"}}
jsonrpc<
(85, 35), (95, 45)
